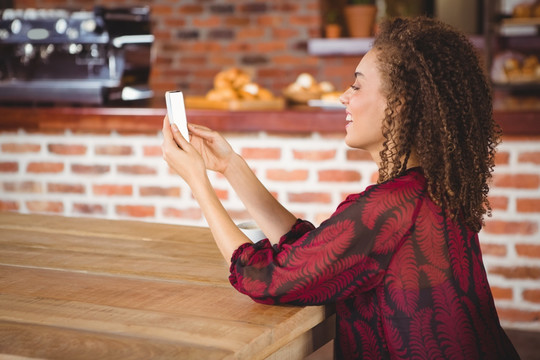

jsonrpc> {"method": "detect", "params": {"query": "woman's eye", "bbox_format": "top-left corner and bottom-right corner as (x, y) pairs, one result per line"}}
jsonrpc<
(350, 84), (360, 91)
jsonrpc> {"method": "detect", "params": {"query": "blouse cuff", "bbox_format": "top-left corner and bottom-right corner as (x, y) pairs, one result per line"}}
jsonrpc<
(276, 219), (315, 249)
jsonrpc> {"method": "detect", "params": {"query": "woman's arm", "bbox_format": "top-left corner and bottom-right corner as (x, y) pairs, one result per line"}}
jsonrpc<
(162, 119), (249, 262)
(188, 124), (297, 244)
(222, 153), (297, 244)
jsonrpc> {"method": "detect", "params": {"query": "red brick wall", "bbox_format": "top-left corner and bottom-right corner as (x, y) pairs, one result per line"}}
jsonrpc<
(1, 129), (540, 330)
(12, 0), (358, 96)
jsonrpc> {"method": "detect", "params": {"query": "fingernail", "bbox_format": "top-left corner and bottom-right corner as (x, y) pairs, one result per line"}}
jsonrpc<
(171, 124), (179, 132)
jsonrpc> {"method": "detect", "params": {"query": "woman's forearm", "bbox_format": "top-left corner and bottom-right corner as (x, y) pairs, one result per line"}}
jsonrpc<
(191, 175), (251, 263)
(223, 154), (298, 244)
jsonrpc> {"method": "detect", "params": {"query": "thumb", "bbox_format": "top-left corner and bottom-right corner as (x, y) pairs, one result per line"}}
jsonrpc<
(171, 123), (190, 149)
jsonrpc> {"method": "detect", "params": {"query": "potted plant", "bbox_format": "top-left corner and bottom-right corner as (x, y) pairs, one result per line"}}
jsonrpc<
(344, 0), (377, 37)
(325, 9), (342, 38)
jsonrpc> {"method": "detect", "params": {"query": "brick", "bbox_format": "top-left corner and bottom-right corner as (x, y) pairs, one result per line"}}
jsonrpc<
(293, 149), (336, 161)
(489, 266), (540, 279)
(271, 27), (299, 38)
(27, 162), (64, 173)
(95, 145), (132, 156)
(3, 181), (42, 193)
(224, 16), (250, 27)
(488, 196), (509, 210)
(192, 41), (224, 52)
(483, 220), (538, 235)
(214, 188), (229, 200)
(518, 152), (540, 165)
(0, 201), (19, 211)
(346, 150), (372, 161)
(241, 55), (269, 65)
(116, 205), (155, 218)
(181, 56), (209, 66)
(208, 29), (235, 40)
(210, 4), (234, 14)
(288, 192), (332, 204)
(523, 289), (540, 303)
(0, 162), (18, 172)
(179, 4), (204, 14)
(193, 15), (222, 27)
(148, 4), (173, 16)
(479, 243), (507, 257)
(495, 151), (510, 165)
(266, 169), (309, 181)
(240, 3), (267, 13)
(258, 15), (284, 27)
(515, 244), (540, 259)
(71, 164), (110, 175)
(241, 147), (281, 160)
(26, 201), (63, 213)
(1, 143), (40, 153)
(117, 165), (157, 175)
(271, 3), (300, 12)
(237, 27), (267, 40)
(517, 198), (540, 213)
(318, 169), (361, 182)
(47, 183), (85, 194)
(493, 174), (539, 189)
(163, 207), (203, 220)
(490, 286), (513, 300)
(48, 144), (86, 155)
(496, 308), (540, 322)
(228, 209), (251, 221)
(93, 185), (132, 196)
(140, 186), (181, 197)
(289, 15), (321, 27)
(73, 203), (106, 215)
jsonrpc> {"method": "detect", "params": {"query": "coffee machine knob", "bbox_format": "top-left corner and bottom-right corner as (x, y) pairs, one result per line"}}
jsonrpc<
(81, 19), (96, 33)
(66, 27), (79, 40)
(11, 19), (22, 34)
(55, 18), (68, 34)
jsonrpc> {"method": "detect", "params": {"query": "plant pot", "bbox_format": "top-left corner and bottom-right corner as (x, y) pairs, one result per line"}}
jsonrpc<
(325, 24), (342, 38)
(344, 5), (377, 38)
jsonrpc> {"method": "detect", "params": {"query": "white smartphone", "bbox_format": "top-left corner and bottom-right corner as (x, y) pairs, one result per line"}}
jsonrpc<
(165, 90), (189, 142)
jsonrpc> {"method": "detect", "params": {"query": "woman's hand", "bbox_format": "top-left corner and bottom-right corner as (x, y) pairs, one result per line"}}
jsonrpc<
(161, 117), (207, 186)
(187, 123), (236, 174)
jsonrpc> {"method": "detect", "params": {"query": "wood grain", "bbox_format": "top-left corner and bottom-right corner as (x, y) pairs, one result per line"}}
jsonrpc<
(0, 212), (334, 359)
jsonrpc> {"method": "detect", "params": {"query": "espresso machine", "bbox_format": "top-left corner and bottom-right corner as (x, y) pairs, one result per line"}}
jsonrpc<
(0, 6), (154, 105)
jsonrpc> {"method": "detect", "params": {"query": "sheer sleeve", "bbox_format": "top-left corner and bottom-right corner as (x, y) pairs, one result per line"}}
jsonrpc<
(229, 174), (425, 306)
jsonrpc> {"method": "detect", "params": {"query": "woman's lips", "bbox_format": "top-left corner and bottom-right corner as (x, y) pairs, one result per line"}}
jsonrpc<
(345, 112), (352, 128)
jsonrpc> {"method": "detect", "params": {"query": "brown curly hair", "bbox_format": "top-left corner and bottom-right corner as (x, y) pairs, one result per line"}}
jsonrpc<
(372, 17), (501, 232)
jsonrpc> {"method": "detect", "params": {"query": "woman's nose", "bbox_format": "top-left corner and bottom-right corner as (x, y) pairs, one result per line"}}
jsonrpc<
(339, 89), (349, 105)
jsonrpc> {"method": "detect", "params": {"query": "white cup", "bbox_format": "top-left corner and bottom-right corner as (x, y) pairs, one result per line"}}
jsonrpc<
(237, 220), (266, 242)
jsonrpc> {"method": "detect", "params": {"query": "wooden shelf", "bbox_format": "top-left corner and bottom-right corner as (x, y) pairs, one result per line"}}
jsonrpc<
(307, 37), (374, 56)
(0, 100), (538, 136)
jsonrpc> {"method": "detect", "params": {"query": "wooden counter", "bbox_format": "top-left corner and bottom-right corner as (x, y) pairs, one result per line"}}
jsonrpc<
(0, 212), (334, 359)
(0, 95), (538, 135)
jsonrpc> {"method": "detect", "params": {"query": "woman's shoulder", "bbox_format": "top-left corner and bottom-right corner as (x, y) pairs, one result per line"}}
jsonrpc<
(339, 167), (427, 210)
(364, 167), (426, 197)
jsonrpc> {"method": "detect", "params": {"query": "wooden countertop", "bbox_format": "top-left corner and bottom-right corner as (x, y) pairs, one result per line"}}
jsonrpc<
(0, 95), (538, 135)
(0, 212), (334, 359)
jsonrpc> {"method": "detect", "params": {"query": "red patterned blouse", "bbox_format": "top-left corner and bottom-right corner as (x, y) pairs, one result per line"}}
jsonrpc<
(229, 168), (519, 359)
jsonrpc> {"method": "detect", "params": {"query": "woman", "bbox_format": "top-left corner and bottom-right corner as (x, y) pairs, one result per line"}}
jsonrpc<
(162, 17), (519, 359)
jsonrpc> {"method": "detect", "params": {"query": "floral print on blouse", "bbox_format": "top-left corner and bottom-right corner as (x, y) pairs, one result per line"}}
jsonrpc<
(229, 168), (519, 359)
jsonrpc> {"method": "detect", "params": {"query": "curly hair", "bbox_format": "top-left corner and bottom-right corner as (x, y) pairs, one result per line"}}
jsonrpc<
(372, 17), (501, 232)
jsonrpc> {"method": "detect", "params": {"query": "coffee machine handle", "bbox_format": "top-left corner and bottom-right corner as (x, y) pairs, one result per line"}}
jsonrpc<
(112, 34), (154, 48)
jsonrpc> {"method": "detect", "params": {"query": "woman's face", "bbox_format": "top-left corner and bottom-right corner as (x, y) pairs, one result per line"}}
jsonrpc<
(339, 50), (387, 161)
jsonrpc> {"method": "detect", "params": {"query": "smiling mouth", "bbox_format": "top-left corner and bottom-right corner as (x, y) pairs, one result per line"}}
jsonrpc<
(346, 113), (352, 124)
